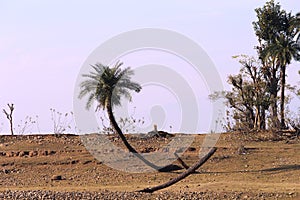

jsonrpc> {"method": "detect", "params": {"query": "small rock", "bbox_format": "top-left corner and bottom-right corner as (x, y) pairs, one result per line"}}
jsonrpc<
(71, 160), (79, 164)
(38, 150), (48, 156)
(51, 175), (63, 181)
(6, 152), (14, 157)
(29, 151), (38, 157)
(19, 151), (25, 157)
(187, 147), (196, 152)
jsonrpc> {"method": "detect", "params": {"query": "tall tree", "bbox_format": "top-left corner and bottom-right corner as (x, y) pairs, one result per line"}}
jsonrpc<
(263, 33), (300, 128)
(253, 0), (300, 129)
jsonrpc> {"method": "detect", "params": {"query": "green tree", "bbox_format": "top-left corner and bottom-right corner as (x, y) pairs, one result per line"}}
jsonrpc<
(78, 61), (141, 153)
(253, 0), (300, 129)
(262, 33), (300, 128)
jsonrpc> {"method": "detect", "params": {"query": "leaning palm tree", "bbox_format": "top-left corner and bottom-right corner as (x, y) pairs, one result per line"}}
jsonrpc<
(79, 61), (172, 171)
(78, 61), (217, 188)
(78, 61), (193, 172)
(78, 61), (141, 153)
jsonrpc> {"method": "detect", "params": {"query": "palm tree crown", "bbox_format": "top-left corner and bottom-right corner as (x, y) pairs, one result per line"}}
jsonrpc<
(263, 33), (300, 66)
(78, 62), (161, 168)
(78, 61), (142, 111)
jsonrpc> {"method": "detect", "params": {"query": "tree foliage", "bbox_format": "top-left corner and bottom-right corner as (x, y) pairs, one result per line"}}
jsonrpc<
(79, 62), (141, 111)
(253, 0), (300, 129)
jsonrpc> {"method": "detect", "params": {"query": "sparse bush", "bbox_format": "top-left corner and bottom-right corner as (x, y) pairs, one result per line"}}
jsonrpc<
(118, 116), (145, 133)
(286, 108), (300, 137)
(15, 115), (39, 135)
(97, 109), (145, 134)
(50, 108), (75, 134)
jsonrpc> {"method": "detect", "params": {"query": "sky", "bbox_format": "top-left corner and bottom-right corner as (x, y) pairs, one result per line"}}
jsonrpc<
(0, 0), (299, 134)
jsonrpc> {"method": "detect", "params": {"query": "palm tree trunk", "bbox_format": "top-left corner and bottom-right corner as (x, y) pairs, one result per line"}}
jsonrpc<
(270, 78), (280, 129)
(138, 147), (217, 193)
(106, 97), (163, 171)
(106, 101), (137, 153)
(280, 65), (286, 129)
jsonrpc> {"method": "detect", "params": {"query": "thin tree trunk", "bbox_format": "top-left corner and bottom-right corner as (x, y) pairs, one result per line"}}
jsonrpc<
(254, 106), (261, 130)
(10, 120), (13, 136)
(261, 109), (266, 130)
(138, 147), (217, 193)
(270, 92), (279, 129)
(270, 70), (280, 129)
(280, 65), (286, 129)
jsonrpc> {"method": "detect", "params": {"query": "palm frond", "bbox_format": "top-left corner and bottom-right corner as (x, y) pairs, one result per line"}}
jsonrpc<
(78, 61), (142, 111)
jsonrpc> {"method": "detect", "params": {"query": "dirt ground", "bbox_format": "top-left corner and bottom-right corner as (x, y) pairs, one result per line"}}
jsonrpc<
(0, 132), (299, 199)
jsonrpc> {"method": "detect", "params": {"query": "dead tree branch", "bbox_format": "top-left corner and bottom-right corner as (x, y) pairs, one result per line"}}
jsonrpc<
(138, 147), (217, 193)
(174, 152), (189, 169)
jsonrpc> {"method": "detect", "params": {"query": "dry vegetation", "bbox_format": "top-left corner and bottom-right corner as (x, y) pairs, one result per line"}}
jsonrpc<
(0, 133), (299, 199)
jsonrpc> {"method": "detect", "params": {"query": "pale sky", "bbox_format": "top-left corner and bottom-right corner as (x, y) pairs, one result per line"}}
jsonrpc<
(0, 0), (299, 134)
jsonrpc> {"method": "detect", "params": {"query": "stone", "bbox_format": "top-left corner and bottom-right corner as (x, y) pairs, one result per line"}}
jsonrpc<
(29, 151), (38, 157)
(51, 175), (63, 181)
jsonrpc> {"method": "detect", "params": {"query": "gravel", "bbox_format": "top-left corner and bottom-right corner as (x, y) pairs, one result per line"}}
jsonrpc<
(0, 190), (297, 200)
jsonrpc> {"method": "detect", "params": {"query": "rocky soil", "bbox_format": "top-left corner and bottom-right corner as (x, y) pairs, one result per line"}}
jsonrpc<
(0, 190), (297, 200)
(0, 133), (299, 200)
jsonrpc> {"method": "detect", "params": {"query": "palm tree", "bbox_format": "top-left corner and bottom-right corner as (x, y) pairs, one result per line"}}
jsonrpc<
(78, 61), (142, 153)
(79, 61), (174, 171)
(78, 61), (216, 177)
(263, 33), (300, 128)
(79, 61), (194, 172)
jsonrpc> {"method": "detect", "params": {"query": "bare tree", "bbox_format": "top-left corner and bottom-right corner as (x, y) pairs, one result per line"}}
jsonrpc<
(210, 56), (270, 131)
(3, 103), (14, 135)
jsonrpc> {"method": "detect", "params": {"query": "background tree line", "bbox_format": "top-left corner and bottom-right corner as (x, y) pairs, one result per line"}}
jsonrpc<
(211, 0), (300, 133)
